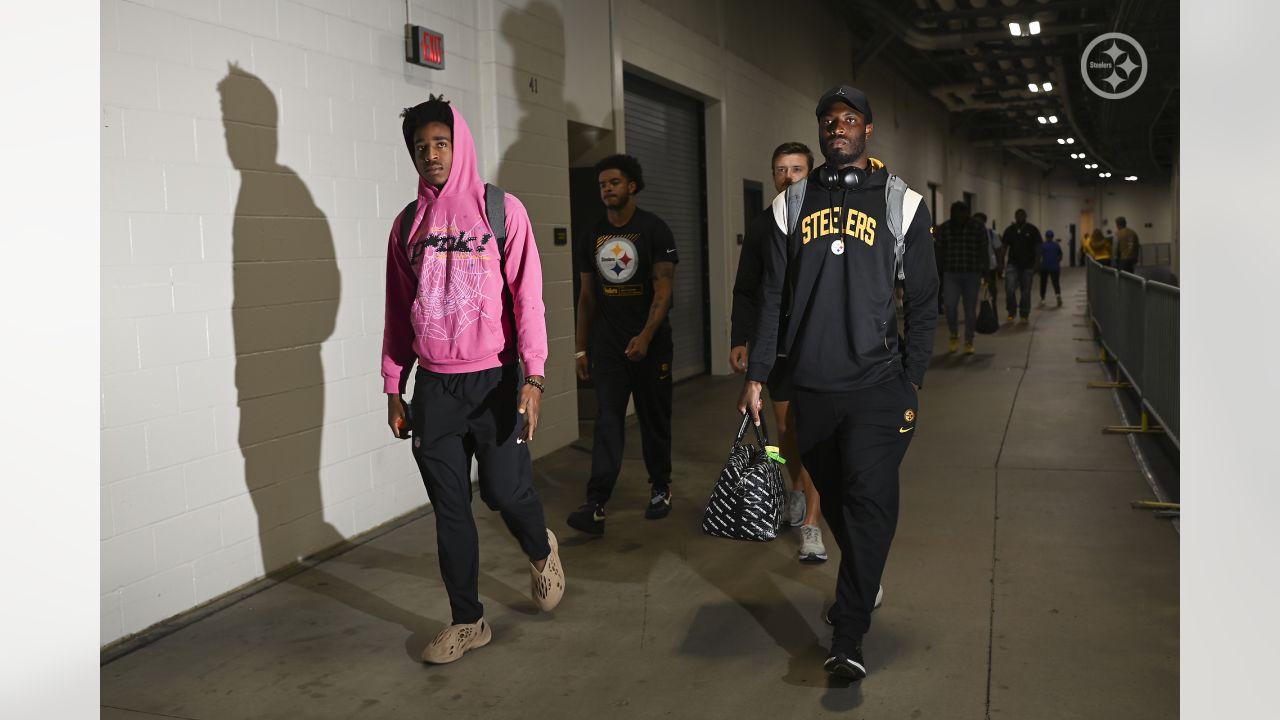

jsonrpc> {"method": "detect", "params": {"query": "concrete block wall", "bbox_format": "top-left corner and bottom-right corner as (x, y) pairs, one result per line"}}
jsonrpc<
(100, 0), (580, 647)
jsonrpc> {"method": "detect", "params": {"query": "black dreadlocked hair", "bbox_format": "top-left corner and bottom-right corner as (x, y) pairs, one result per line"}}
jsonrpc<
(400, 94), (453, 154)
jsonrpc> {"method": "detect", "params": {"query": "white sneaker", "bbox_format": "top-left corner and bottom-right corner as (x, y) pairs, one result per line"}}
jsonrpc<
(786, 490), (806, 527)
(798, 524), (827, 563)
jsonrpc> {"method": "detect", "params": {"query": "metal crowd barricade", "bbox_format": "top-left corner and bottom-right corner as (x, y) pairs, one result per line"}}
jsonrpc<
(1083, 258), (1180, 447)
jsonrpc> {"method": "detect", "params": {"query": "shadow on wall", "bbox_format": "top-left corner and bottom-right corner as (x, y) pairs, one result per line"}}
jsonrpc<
(496, 0), (587, 438)
(218, 65), (344, 574)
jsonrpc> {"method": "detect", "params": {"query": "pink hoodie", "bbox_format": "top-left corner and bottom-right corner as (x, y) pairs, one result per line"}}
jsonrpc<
(381, 106), (547, 394)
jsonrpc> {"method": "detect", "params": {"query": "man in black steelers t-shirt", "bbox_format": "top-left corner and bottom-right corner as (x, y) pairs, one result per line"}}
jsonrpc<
(567, 154), (678, 537)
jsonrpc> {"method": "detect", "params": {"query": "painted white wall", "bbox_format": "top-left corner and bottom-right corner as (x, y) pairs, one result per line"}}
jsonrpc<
(99, 0), (579, 646)
(102, 0), (1157, 646)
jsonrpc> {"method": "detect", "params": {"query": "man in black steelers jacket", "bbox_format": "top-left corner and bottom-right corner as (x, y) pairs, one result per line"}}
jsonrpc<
(738, 85), (939, 682)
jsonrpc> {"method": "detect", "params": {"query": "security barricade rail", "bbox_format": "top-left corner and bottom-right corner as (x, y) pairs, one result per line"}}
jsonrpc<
(1085, 259), (1180, 447)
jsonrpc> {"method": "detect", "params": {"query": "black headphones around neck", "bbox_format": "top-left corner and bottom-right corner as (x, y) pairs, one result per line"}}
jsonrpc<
(816, 163), (868, 190)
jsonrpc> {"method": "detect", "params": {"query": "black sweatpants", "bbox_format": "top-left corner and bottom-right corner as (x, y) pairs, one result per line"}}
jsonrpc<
(793, 373), (917, 647)
(409, 363), (550, 625)
(585, 329), (674, 506)
(1039, 270), (1061, 299)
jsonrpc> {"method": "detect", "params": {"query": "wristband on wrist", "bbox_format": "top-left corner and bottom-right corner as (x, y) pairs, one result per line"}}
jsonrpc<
(524, 376), (545, 392)
(573, 350), (586, 359)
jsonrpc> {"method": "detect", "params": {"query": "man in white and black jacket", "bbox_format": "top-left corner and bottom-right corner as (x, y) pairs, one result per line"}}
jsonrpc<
(738, 85), (939, 682)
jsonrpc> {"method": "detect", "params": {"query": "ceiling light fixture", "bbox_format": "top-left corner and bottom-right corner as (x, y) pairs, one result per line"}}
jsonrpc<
(1042, 82), (1053, 92)
(1057, 138), (1066, 144)
(1048, 115), (1059, 123)
(1009, 22), (1023, 37)
(1029, 21), (1042, 35)
(1038, 116), (1047, 124)
(1066, 137), (1075, 144)
(1028, 83), (1039, 93)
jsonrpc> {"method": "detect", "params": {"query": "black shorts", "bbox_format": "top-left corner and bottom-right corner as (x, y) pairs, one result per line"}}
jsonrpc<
(766, 355), (794, 403)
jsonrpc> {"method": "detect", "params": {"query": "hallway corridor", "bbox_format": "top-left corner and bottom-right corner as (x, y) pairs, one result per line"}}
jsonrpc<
(101, 266), (1178, 719)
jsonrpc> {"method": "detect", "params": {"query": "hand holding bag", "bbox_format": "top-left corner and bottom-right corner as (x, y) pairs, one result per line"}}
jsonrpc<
(701, 411), (787, 541)
(976, 281), (1000, 335)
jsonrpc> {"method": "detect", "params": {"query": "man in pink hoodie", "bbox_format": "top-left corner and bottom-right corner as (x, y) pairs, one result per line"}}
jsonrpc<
(382, 95), (564, 665)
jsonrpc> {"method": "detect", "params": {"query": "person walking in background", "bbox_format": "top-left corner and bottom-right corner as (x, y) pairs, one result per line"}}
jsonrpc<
(382, 96), (564, 665)
(730, 141), (827, 564)
(568, 154), (678, 537)
(740, 85), (938, 681)
(1038, 229), (1063, 308)
(1085, 228), (1112, 266)
(973, 211), (1001, 310)
(1115, 216), (1141, 273)
(1001, 208), (1042, 323)
(935, 201), (990, 354)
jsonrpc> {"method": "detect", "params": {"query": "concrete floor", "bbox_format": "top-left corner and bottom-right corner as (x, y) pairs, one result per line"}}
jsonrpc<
(101, 267), (1179, 719)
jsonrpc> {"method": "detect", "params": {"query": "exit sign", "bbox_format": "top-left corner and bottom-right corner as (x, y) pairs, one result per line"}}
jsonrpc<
(405, 25), (445, 69)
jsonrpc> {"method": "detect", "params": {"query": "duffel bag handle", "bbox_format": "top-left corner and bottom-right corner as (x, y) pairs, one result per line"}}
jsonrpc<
(734, 410), (772, 449)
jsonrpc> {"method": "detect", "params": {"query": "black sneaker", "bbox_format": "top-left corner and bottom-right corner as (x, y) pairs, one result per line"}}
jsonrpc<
(824, 641), (867, 681)
(644, 486), (672, 520)
(567, 503), (605, 536)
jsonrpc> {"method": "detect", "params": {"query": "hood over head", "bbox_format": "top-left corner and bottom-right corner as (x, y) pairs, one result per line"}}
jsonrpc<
(417, 105), (482, 205)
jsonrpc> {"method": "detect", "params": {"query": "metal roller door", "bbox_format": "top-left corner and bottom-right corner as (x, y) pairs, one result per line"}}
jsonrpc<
(623, 73), (708, 381)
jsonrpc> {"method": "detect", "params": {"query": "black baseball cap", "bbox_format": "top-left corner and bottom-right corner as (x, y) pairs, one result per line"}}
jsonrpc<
(816, 85), (873, 123)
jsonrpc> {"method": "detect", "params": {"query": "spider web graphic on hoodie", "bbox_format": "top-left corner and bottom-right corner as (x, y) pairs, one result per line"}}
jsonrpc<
(412, 214), (498, 342)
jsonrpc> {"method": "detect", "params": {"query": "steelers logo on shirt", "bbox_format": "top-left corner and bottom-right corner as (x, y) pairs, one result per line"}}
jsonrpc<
(596, 236), (640, 283)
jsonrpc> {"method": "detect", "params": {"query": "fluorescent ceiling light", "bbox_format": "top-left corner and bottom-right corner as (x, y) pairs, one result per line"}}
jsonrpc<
(1028, 83), (1039, 92)
(1048, 115), (1059, 123)
(1066, 137), (1075, 144)
(1038, 116), (1047, 124)
(1029, 21), (1042, 35)
(1009, 22), (1022, 36)
(1042, 82), (1054, 92)
(1057, 138), (1065, 144)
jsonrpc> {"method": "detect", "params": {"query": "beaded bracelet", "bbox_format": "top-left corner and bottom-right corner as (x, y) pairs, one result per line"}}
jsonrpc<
(524, 377), (545, 392)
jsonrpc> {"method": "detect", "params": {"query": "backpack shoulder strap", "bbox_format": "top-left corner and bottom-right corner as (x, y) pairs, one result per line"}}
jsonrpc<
(485, 183), (507, 264)
(483, 183), (516, 312)
(398, 199), (418, 256)
(885, 175), (924, 280)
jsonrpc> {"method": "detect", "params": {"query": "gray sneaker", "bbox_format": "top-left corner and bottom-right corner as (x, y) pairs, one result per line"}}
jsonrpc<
(786, 490), (806, 527)
(798, 524), (828, 563)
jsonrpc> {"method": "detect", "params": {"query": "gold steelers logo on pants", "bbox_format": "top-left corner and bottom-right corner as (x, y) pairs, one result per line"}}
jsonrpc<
(904, 409), (915, 423)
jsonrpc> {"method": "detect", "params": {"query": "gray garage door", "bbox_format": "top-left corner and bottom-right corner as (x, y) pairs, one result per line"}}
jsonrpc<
(623, 73), (708, 381)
